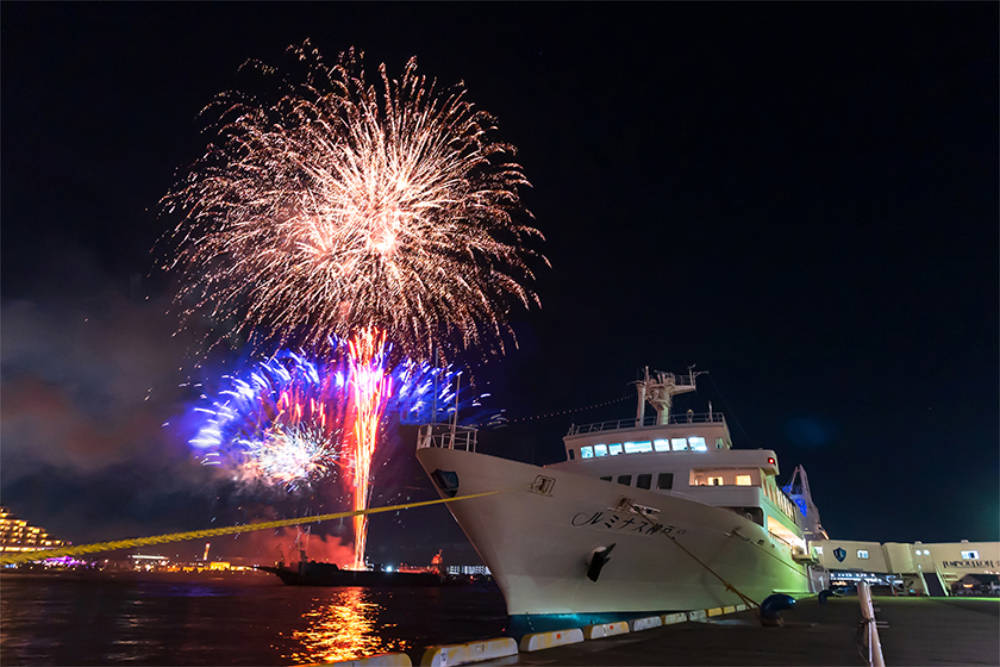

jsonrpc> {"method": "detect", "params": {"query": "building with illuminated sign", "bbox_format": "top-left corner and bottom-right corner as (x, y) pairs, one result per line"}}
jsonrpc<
(0, 507), (68, 554)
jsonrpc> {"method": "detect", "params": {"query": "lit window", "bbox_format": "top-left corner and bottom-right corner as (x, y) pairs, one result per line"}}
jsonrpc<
(689, 436), (707, 451)
(594, 444), (608, 457)
(624, 441), (653, 454)
(707, 476), (724, 486)
(671, 438), (688, 451)
(617, 474), (632, 486)
(636, 473), (652, 489)
(961, 550), (980, 560)
(580, 446), (593, 459)
(857, 550), (869, 560)
(609, 443), (623, 455)
(736, 474), (752, 486)
(657, 473), (673, 490)
(814, 546), (823, 554)
(653, 439), (670, 452)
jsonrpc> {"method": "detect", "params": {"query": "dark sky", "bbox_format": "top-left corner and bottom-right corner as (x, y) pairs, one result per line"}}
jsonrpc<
(2, 3), (997, 563)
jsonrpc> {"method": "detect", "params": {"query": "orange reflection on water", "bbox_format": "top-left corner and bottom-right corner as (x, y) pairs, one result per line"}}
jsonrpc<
(282, 588), (409, 664)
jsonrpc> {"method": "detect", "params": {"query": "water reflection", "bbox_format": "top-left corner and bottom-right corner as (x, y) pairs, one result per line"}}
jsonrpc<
(282, 588), (409, 664)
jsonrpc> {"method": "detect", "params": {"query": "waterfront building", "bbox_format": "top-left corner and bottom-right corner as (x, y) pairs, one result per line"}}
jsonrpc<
(811, 538), (999, 595)
(0, 507), (68, 554)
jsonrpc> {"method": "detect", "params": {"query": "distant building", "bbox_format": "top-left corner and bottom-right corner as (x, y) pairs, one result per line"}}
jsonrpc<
(447, 564), (491, 576)
(0, 507), (69, 554)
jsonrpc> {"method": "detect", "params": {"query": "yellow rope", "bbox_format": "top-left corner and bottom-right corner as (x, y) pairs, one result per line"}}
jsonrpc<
(0, 490), (500, 565)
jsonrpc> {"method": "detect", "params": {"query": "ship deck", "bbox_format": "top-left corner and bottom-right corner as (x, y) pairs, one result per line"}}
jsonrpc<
(494, 596), (999, 666)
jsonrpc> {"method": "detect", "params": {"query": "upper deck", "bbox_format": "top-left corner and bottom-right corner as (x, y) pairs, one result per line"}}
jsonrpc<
(563, 411), (733, 460)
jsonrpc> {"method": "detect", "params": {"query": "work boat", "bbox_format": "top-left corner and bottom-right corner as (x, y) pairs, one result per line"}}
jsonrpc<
(416, 369), (830, 632)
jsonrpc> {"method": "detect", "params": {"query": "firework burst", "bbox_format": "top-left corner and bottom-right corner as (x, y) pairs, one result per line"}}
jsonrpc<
(162, 41), (545, 359)
(188, 339), (485, 564)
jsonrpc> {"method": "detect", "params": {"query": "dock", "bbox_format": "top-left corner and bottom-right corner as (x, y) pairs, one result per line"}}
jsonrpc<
(500, 597), (999, 666)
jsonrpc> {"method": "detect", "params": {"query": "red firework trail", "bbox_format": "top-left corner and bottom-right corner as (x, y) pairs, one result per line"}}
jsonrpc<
(346, 328), (392, 569)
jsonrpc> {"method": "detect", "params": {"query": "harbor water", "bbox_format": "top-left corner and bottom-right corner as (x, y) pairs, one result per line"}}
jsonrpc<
(0, 574), (508, 665)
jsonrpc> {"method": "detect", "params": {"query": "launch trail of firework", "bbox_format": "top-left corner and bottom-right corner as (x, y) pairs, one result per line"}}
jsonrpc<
(346, 328), (391, 569)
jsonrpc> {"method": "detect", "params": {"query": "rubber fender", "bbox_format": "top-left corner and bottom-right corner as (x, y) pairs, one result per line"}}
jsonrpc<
(759, 593), (797, 619)
(586, 543), (615, 582)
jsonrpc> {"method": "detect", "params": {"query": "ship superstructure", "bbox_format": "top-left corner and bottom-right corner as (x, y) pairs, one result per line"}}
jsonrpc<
(416, 368), (828, 630)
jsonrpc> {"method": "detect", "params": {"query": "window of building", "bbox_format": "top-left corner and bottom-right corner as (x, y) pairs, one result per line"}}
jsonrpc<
(653, 439), (670, 452)
(594, 444), (608, 457)
(814, 546), (823, 554)
(961, 550), (980, 560)
(671, 438), (688, 451)
(689, 436), (708, 451)
(609, 443), (623, 455)
(580, 446), (593, 459)
(657, 473), (673, 489)
(568, 450), (575, 460)
(600, 476), (612, 482)
(707, 476), (724, 486)
(857, 549), (870, 560)
(636, 473), (652, 489)
(617, 474), (632, 486)
(736, 474), (752, 486)
(624, 441), (653, 454)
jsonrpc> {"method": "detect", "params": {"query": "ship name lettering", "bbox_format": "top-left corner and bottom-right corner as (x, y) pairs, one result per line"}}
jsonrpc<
(571, 511), (605, 527)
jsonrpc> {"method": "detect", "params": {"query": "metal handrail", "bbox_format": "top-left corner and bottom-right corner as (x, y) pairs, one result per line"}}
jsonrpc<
(567, 412), (725, 436)
(417, 423), (478, 452)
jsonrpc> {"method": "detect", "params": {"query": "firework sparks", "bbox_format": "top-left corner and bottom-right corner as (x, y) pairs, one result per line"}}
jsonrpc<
(161, 41), (545, 359)
(187, 339), (485, 565)
(189, 351), (346, 489)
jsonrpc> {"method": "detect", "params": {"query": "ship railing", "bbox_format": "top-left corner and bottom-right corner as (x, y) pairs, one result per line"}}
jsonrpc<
(417, 423), (478, 452)
(567, 412), (725, 435)
(858, 582), (887, 667)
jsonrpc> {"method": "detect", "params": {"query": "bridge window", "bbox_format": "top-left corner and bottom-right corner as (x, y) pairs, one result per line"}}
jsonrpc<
(689, 436), (708, 451)
(671, 438), (688, 451)
(609, 443), (623, 455)
(580, 446), (594, 459)
(961, 550), (980, 560)
(736, 474), (752, 486)
(857, 550), (870, 560)
(636, 473), (652, 489)
(657, 473), (673, 490)
(624, 441), (653, 454)
(653, 439), (670, 452)
(594, 444), (608, 457)
(707, 476), (723, 486)
(617, 474), (632, 486)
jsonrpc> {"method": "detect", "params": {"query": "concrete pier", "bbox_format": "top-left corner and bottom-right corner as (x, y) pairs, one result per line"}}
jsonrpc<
(498, 597), (999, 666)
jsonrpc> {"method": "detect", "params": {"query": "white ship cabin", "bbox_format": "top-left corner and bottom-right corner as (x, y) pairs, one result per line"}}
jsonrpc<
(554, 369), (805, 553)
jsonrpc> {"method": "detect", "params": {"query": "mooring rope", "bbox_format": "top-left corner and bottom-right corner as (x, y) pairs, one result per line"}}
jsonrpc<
(663, 533), (760, 608)
(0, 490), (501, 565)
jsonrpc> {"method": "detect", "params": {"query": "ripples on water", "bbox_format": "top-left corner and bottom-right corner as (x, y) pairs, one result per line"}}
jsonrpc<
(0, 575), (508, 665)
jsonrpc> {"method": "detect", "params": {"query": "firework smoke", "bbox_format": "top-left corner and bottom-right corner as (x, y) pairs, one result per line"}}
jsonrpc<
(162, 41), (545, 360)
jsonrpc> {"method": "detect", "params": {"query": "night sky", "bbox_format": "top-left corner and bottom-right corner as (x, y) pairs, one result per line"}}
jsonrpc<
(2, 3), (997, 564)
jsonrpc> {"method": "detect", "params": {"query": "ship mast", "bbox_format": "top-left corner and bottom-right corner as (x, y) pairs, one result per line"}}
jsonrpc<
(633, 366), (706, 426)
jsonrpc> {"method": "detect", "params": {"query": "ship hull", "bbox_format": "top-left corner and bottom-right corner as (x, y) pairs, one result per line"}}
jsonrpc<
(259, 564), (440, 587)
(417, 447), (813, 625)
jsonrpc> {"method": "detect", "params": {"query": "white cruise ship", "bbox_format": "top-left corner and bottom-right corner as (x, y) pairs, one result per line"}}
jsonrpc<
(416, 368), (830, 632)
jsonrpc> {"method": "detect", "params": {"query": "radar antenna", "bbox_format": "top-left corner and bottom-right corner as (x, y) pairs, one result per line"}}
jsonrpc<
(632, 365), (707, 426)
